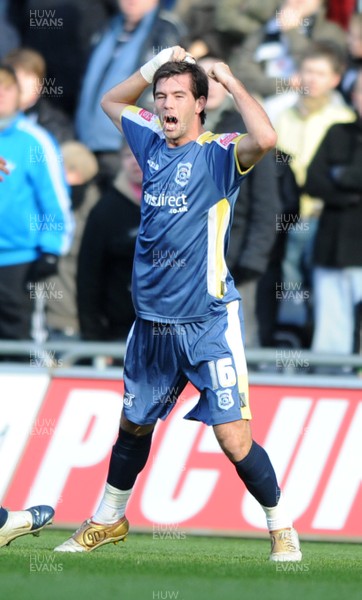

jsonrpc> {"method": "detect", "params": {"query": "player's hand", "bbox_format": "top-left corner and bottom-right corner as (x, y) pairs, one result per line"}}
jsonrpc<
(0, 157), (9, 182)
(207, 62), (235, 90)
(140, 46), (195, 83)
(169, 46), (195, 63)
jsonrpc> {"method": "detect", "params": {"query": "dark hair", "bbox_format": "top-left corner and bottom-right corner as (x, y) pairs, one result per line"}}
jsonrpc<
(299, 41), (347, 75)
(152, 61), (209, 125)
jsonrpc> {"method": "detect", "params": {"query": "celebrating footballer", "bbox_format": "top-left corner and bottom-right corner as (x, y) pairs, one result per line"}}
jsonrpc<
(55, 46), (301, 562)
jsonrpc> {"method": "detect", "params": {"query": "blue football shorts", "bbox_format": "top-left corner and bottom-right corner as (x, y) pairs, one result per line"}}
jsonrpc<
(122, 299), (252, 426)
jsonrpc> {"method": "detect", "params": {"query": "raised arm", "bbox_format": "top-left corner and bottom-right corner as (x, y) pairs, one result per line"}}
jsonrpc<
(101, 46), (193, 133)
(207, 63), (277, 169)
(100, 71), (149, 133)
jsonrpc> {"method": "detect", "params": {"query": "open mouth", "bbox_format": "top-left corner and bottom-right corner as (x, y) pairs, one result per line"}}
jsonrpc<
(163, 115), (178, 130)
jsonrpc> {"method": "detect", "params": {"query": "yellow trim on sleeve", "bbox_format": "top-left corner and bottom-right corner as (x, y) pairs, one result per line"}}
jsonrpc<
(120, 104), (139, 123)
(196, 131), (219, 145)
(234, 135), (254, 175)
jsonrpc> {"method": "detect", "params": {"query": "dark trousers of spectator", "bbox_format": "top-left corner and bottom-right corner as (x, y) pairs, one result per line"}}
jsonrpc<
(236, 279), (260, 348)
(256, 262), (281, 347)
(0, 262), (32, 340)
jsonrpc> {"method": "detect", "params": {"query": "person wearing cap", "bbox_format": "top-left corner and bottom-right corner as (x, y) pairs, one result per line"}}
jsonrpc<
(0, 64), (73, 342)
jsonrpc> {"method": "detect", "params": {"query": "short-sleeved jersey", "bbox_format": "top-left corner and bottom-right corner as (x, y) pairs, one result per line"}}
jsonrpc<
(121, 106), (252, 324)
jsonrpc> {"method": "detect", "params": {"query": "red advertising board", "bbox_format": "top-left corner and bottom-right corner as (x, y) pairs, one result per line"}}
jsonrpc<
(1, 375), (361, 539)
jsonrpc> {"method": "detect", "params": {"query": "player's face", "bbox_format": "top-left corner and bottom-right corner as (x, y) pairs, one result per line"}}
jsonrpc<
(154, 73), (205, 146)
(300, 58), (340, 98)
(0, 73), (20, 118)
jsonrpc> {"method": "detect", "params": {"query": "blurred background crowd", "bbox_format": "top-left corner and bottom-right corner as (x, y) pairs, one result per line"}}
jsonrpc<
(0, 0), (362, 367)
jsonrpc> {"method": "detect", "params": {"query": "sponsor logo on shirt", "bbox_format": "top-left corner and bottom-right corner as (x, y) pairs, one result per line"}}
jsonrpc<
(175, 162), (192, 187)
(144, 190), (188, 214)
(139, 109), (153, 122)
(219, 132), (239, 147)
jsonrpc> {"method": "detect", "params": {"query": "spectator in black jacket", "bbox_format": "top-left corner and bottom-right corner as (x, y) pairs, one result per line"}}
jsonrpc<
(256, 151), (300, 348)
(199, 57), (281, 347)
(77, 144), (142, 341)
(305, 69), (362, 356)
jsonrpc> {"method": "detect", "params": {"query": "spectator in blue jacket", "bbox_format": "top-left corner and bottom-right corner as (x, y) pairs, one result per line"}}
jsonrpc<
(0, 64), (73, 341)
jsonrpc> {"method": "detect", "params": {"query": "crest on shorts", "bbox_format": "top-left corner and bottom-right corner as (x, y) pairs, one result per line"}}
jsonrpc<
(123, 392), (135, 407)
(216, 389), (234, 410)
(175, 162), (192, 187)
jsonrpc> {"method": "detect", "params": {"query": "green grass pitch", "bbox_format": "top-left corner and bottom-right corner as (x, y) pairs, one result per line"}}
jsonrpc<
(0, 530), (361, 600)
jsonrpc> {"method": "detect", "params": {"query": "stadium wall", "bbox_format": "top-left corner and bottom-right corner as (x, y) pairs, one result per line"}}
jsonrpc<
(1, 371), (361, 541)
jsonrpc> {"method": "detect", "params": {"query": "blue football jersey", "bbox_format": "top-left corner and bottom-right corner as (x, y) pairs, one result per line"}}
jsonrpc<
(121, 106), (252, 324)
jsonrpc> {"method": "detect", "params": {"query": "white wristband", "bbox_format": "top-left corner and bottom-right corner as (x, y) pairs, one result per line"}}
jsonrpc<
(140, 47), (196, 83)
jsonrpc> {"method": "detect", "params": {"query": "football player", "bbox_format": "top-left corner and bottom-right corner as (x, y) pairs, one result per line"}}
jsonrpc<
(55, 47), (301, 561)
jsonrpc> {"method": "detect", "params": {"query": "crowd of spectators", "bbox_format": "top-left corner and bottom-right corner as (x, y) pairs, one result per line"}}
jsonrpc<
(0, 0), (361, 366)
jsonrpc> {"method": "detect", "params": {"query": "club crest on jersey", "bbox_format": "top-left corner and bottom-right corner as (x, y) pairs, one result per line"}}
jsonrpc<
(175, 162), (192, 187)
(216, 389), (234, 410)
(123, 392), (135, 407)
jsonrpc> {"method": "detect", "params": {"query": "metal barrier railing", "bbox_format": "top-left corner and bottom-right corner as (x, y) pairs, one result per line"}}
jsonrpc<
(1, 340), (362, 390)
(0, 340), (361, 370)
(0, 340), (127, 367)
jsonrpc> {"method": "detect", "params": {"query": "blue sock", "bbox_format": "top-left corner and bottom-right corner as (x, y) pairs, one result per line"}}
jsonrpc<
(0, 506), (8, 528)
(107, 428), (153, 489)
(234, 441), (280, 507)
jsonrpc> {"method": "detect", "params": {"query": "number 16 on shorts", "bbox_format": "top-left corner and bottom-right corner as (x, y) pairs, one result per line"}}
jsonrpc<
(208, 357), (250, 414)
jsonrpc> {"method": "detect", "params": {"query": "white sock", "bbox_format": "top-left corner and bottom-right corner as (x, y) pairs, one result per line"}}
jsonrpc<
(92, 483), (133, 525)
(261, 493), (293, 531)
